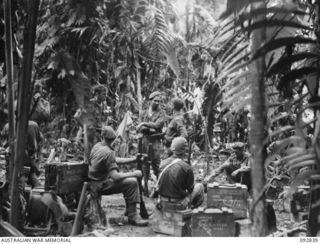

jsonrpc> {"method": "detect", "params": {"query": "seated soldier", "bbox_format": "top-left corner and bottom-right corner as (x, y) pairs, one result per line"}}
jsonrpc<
(88, 126), (148, 226)
(205, 144), (251, 191)
(158, 137), (204, 209)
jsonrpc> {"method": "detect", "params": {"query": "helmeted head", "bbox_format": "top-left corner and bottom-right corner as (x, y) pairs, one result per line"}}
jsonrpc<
(149, 91), (162, 110)
(101, 126), (116, 141)
(172, 98), (184, 112)
(171, 137), (188, 156)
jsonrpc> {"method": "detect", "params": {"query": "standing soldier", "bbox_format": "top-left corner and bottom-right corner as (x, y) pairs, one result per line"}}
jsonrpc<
(164, 98), (188, 148)
(91, 84), (109, 129)
(137, 91), (165, 179)
(1, 121), (42, 188)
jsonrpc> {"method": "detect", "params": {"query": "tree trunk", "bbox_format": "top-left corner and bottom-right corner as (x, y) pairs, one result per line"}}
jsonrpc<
(10, 0), (40, 228)
(307, 0), (320, 236)
(249, 1), (268, 236)
(3, 0), (15, 182)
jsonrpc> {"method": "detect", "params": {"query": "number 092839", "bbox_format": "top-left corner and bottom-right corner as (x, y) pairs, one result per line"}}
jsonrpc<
(300, 238), (318, 242)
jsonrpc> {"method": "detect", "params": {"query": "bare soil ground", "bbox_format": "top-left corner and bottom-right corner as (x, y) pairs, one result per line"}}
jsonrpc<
(92, 192), (298, 237)
(0, 156), (305, 237)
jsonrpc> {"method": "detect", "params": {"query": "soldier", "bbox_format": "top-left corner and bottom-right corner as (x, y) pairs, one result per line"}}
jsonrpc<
(137, 91), (165, 178)
(205, 144), (251, 191)
(1, 121), (42, 188)
(90, 84), (110, 128)
(164, 98), (188, 148)
(88, 126), (148, 226)
(158, 137), (204, 209)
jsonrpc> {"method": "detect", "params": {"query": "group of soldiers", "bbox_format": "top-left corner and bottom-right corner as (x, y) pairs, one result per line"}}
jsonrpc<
(86, 91), (251, 226)
(0, 90), (251, 228)
(87, 91), (197, 226)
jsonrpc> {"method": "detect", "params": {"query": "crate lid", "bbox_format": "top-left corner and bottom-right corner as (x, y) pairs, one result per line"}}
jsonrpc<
(44, 161), (86, 166)
(176, 209), (193, 217)
(193, 207), (233, 214)
(208, 182), (247, 189)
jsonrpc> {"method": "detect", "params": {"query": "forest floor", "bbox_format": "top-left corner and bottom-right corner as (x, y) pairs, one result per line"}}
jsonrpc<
(81, 192), (302, 237)
(79, 158), (305, 237)
(0, 153), (307, 237)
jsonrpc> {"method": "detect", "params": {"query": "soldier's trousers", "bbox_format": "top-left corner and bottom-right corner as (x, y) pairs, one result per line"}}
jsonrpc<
(96, 177), (140, 204)
(141, 138), (162, 178)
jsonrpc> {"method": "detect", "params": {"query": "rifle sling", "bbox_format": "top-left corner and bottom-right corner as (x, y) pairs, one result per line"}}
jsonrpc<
(155, 158), (181, 190)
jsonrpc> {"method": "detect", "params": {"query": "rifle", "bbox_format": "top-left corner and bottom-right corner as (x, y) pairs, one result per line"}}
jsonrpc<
(136, 153), (150, 219)
(137, 135), (150, 196)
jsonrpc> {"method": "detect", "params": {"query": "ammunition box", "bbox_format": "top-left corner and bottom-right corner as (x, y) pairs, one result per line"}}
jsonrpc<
(159, 201), (186, 211)
(191, 207), (236, 237)
(151, 209), (192, 237)
(44, 161), (88, 195)
(207, 182), (248, 219)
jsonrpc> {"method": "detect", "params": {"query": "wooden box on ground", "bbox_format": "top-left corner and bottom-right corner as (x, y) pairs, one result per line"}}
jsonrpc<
(207, 182), (248, 219)
(151, 208), (192, 237)
(191, 207), (236, 237)
(44, 161), (88, 195)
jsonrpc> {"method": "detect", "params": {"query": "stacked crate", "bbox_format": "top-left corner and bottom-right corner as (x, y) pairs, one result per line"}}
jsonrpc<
(151, 208), (192, 237)
(207, 182), (249, 219)
(191, 182), (249, 237)
(191, 207), (236, 237)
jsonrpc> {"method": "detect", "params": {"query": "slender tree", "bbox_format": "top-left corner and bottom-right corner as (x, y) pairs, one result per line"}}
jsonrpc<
(10, 0), (40, 228)
(249, 1), (268, 236)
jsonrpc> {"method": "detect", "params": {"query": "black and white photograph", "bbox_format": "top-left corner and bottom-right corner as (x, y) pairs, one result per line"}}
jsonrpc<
(0, 0), (318, 240)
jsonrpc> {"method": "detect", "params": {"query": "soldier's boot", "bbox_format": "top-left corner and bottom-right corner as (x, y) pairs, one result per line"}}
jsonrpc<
(124, 201), (129, 216)
(127, 203), (148, 227)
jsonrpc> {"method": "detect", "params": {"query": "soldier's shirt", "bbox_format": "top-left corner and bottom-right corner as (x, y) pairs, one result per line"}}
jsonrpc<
(158, 156), (194, 199)
(140, 108), (165, 134)
(27, 120), (42, 155)
(89, 142), (119, 181)
(165, 111), (188, 143)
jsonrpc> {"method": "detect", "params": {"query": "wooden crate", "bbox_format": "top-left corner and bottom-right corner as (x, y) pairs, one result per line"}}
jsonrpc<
(151, 209), (192, 237)
(44, 161), (88, 195)
(191, 207), (236, 237)
(207, 182), (248, 219)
